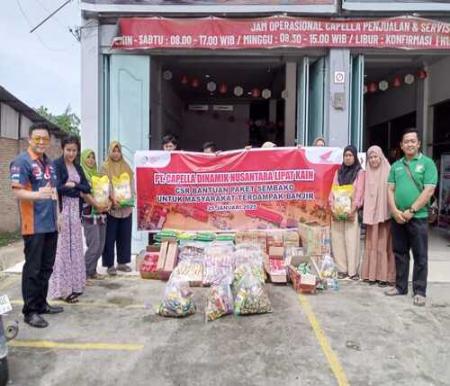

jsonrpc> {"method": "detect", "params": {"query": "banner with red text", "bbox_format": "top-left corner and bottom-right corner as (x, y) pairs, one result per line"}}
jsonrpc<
(135, 147), (341, 232)
(112, 16), (450, 51)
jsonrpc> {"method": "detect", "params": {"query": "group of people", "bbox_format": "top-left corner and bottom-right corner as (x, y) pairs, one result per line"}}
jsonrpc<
(329, 128), (437, 307)
(10, 124), (437, 328)
(10, 123), (134, 328)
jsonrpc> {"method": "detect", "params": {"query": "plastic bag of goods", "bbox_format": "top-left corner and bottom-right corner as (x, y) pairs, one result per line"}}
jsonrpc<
(170, 260), (204, 286)
(178, 242), (206, 262)
(203, 244), (236, 286)
(156, 280), (196, 317)
(91, 175), (110, 208)
(233, 243), (265, 268)
(205, 275), (234, 321)
(233, 268), (272, 315)
(111, 172), (134, 207)
(233, 263), (266, 288)
(299, 224), (331, 256)
(331, 184), (353, 221)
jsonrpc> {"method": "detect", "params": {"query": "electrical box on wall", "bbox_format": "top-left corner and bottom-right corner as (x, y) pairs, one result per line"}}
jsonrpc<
(333, 92), (345, 110)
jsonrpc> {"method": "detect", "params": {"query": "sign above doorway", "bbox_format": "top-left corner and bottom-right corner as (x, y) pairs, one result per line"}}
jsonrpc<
(112, 16), (450, 51)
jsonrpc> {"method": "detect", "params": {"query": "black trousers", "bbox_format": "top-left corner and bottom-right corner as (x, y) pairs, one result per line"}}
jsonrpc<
(102, 214), (132, 268)
(391, 218), (428, 296)
(22, 232), (58, 316)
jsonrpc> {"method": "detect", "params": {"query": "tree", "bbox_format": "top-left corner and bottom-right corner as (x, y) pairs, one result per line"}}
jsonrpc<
(36, 105), (80, 137)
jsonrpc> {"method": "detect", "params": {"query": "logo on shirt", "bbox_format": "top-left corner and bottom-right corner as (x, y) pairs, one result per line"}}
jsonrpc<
(32, 163), (43, 180)
(415, 164), (425, 173)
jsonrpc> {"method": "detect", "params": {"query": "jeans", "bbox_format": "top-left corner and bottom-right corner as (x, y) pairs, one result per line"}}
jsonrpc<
(22, 232), (58, 316)
(391, 218), (428, 296)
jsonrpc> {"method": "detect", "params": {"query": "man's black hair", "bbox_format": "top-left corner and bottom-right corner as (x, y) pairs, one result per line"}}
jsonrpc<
(401, 127), (421, 142)
(202, 141), (217, 152)
(162, 134), (177, 146)
(29, 122), (51, 137)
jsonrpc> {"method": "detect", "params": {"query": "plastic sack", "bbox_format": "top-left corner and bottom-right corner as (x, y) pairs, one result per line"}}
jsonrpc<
(170, 260), (204, 285)
(233, 244), (265, 268)
(112, 172), (134, 207)
(156, 281), (196, 318)
(205, 283), (234, 321)
(299, 224), (331, 256)
(203, 244), (235, 286)
(233, 268), (272, 316)
(331, 184), (353, 221)
(319, 255), (337, 279)
(91, 175), (110, 208)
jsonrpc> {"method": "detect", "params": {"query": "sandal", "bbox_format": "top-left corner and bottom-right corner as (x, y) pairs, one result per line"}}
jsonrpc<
(63, 294), (79, 304)
(384, 287), (404, 296)
(413, 295), (426, 307)
(117, 264), (132, 273)
(378, 281), (388, 288)
(350, 274), (360, 281)
(337, 272), (348, 280)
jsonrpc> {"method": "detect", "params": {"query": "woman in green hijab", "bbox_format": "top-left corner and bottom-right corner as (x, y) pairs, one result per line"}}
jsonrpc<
(80, 149), (109, 280)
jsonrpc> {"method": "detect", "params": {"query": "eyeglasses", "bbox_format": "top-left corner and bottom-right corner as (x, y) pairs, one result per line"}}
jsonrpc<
(31, 136), (50, 145)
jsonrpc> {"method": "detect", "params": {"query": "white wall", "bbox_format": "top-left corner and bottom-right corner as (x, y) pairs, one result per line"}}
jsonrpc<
(20, 115), (32, 138)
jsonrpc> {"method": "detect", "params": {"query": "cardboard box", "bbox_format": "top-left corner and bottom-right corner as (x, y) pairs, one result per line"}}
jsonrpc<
(160, 242), (178, 280)
(288, 265), (317, 294)
(264, 254), (287, 284)
(268, 246), (285, 259)
(146, 244), (160, 253)
(156, 241), (169, 274)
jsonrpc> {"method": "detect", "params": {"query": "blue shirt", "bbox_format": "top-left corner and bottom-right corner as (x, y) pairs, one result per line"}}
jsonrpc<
(10, 149), (58, 235)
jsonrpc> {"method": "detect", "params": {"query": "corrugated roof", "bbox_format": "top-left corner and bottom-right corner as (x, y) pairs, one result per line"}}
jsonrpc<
(0, 86), (65, 137)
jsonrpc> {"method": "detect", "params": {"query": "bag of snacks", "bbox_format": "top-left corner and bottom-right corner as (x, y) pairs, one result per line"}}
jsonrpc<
(91, 175), (110, 208)
(205, 281), (234, 322)
(112, 172), (134, 207)
(331, 184), (353, 221)
(203, 244), (235, 286)
(233, 269), (272, 316)
(156, 280), (196, 318)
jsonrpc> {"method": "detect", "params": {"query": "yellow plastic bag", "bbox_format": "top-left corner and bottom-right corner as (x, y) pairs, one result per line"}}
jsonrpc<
(112, 173), (134, 207)
(331, 184), (353, 221)
(91, 175), (110, 208)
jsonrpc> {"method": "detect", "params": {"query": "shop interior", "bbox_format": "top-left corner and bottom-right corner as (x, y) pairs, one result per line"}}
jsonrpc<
(362, 53), (450, 163)
(154, 55), (289, 151)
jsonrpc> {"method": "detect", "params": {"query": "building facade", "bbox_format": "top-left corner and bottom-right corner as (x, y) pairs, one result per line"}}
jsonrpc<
(80, 0), (450, 248)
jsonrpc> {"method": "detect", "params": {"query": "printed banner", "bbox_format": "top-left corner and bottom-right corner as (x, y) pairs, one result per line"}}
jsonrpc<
(438, 154), (450, 229)
(112, 15), (450, 50)
(135, 147), (341, 232)
(84, 0), (333, 4)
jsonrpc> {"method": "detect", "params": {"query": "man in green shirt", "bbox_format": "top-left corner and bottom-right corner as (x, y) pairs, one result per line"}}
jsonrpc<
(385, 128), (438, 306)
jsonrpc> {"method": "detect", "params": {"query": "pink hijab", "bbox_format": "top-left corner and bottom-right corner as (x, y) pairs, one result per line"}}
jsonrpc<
(363, 146), (391, 225)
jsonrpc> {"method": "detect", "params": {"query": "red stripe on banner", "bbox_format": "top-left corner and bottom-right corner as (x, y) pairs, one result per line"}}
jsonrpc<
(112, 15), (450, 51)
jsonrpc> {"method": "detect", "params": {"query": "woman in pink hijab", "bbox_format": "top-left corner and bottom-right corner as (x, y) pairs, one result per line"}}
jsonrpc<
(361, 146), (396, 287)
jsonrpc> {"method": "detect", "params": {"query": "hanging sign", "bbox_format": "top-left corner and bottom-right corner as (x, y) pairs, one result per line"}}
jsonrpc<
(112, 16), (450, 51)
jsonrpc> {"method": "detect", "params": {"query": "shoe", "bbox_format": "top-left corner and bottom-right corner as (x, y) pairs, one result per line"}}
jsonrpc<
(88, 273), (105, 280)
(337, 272), (348, 280)
(40, 304), (64, 314)
(107, 266), (117, 276)
(24, 313), (48, 328)
(117, 264), (132, 273)
(350, 275), (360, 281)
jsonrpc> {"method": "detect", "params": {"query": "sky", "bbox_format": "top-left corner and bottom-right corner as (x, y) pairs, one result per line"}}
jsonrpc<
(0, 0), (81, 116)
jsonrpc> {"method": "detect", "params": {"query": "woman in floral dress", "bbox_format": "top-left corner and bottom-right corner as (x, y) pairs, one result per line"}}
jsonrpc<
(49, 136), (91, 303)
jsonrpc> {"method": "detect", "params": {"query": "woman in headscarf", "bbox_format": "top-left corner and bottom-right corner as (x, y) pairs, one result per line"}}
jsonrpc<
(329, 145), (365, 280)
(313, 136), (326, 147)
(80, 149), (109, 281)
(101, 141), (134, 275)
(361, 146), (395, 287)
